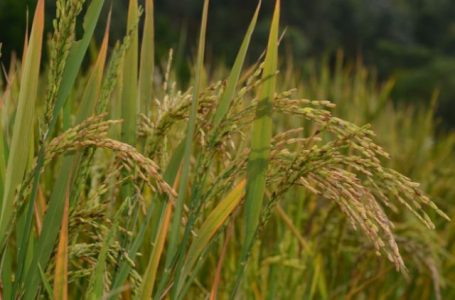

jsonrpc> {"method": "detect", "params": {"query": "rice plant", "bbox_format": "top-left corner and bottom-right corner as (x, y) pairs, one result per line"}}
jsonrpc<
(0, 0), (452, 299)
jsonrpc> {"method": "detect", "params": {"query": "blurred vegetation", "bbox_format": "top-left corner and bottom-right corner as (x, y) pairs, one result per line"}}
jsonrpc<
(1, 0), (455, 127)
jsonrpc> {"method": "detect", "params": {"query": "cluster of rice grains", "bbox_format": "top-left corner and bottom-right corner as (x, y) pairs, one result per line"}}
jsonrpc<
(44, 0), (86, 125)
(139, 57), (448, 274)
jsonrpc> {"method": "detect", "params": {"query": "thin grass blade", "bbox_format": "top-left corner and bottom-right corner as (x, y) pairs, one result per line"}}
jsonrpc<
(139, 171), (181, 300)
(121, 0), (139, 145)
(211, 2), (260, 129)
(209, 224), (234, 300)
(232, 0), (280, 296)
(178, 179), (246, 296)
(38, 264), (54, 300)
(155, 0), (209, 298)
(0, 0), (44, 247)
(138, 0), (155, 114)
(53, 192), (69, 300)
(77, 11), (110, 123)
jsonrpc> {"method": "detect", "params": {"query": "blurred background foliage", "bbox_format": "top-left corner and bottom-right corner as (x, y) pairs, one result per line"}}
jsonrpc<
(1, 0), (455, 127)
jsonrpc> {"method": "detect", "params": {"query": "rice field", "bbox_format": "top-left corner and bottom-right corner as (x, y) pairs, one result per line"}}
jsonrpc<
(0, 0), (454, 299)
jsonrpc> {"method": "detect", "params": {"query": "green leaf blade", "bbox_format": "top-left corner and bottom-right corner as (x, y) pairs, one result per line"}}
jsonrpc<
(0, 0), (44, 247)
(232, 0), (280, 296)
(121, 0), (139, 145)
(154, 1), (209, 298)
(139, 0), (155, 115)
(211, 2), (261, 130)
